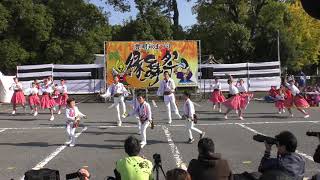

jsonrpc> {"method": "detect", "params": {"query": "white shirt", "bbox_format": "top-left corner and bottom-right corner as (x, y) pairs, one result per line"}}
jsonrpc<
(59, 85), (68, 93)
(229, 84), (239, 95)
(65, 106), (86, 123)
(212, 82), (221, 90)
(11, 82), (22, 91)
(184, 99), (195, 119)
(129, 101), (152, 121)
(285, 83), (300, 96)
(110, 82), (127, 95)
(157, 78), (176, 96)
(30, 87), (39, 95)
(237, 84), (248, 93)
(41, 85), (53, 94)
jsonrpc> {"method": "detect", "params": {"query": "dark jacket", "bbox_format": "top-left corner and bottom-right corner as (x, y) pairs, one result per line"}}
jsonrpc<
(258, 151), (305, 180)
(313, 145), (320, 163)
(187, 153), (233, 180)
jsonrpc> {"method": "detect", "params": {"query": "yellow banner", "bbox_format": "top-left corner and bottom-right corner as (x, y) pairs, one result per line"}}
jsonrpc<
(105, 41), (198, 88)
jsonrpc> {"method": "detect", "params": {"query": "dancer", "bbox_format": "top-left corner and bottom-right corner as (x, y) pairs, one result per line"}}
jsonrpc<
(10, 77), (26, 114)
(57, 79), (68, 114)
(101, 76), (128, 126)
(40, 79), (55, 121)
(157, 71), (182, 125)
(65, 98), (86, 147)
(126, 94), (152, 148)
(52, 84), (60, 112)
(28, 82), (40, 116)
(275, 85), (286, 114)
(223, 79), (243, 120)
(209, 77), (225, 112)
(183, 91), (205, 144)
(237, 79), (253, 110)
(284, 77), (310, 118)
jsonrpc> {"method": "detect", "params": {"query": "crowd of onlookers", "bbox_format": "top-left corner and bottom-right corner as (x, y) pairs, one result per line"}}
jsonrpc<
(97, 131), (319, 180)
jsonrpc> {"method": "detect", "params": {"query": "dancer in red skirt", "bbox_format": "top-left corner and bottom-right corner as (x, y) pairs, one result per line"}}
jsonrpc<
(10, 77), (26, 114)
(284, 77), (310, 118)
(29, 82), (40, 116)
(209, 77), (225, 112)
(57, 79), (68, 115)
(274, 85), (286, 114)
(40, 79), (55, 121)
(223, 79), (243, 120)
(237, 79), (253, 110)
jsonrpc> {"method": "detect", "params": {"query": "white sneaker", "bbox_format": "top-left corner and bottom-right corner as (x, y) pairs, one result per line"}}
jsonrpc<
(224, 115), (228, 120)
(213, 105), (216, 110)
(30, 110), (34, 114)
(65, 140), (72, 144)
(117, 122), (122, 127)
(290, 114), (294, 118)
(57, 110), (61, 115)
(218, 108), (222, 113)
(278, 111), (282, 114)
(12, 110), (16, 115)
(33, 111), (38, 116)
(235, 110), (239, 114)
(239, 116), (244, 120)
(304, 114), (310, 119)
(177, 114), (182, 119)
(282, 109), (286, 113)
(49, 115), (54, 121)
(100, 93), (108, 98)
(69, 143), (75, 147)
(53, 107), (56, 111)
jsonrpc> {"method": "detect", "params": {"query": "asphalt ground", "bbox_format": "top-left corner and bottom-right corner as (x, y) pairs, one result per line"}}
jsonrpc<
(0, 100), (319, 180)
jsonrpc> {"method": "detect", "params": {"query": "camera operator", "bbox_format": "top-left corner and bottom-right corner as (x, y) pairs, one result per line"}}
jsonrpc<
(166, 168), (191, 180)
(114, 136), (153, 180)
(313, 135), (320, 163)
(258, 131), (305, 179)
(187, 138), (232, 180)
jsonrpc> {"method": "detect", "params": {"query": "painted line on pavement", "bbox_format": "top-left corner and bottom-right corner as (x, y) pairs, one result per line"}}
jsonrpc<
(19, 127), (88, 180)
(162, 125), (187, 170)
(236, 123), (314, 162)
(1, 120), (319, 131)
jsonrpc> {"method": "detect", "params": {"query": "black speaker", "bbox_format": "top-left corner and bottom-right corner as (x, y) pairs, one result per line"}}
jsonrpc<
(24, 168), (60, 180)
(301, 0), (320, 20)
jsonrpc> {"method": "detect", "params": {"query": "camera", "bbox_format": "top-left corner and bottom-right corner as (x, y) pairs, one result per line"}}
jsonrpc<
(66, 171), (83, 179)
(253, 134), (278, 145)
(153, 153), (162, 165)
(306, 131), (320, 137)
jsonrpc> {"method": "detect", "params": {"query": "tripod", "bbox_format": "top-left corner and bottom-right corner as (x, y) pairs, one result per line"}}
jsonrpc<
(153, 161), (166, 180)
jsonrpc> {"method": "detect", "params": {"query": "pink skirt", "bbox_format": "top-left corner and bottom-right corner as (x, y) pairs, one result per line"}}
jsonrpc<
(275, 100), (285, 109)
(29, 95), (40, 106)
(223, 95), (241, 110)
(294, 96), (310, 108)
(11, 91), (26, 105)
(210, 90), (226, 103)
(58, 93), (68, 106)
(40, 94), (55, 109)
(239, 93), (253, 109)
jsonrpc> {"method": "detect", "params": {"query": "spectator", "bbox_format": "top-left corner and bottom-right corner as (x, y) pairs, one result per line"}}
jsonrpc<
(166, 168), (191, 180)
(187, 138), (232, 180)
(265, 86), (277, 102)
(114, 136), (153, 180)
(298, 71), (306, 88)
(258, 131), (305, 179)
(259, 170), (294, 180)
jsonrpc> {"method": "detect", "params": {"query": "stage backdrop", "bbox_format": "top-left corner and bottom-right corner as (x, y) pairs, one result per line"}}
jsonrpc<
(105, 41), (199, 88)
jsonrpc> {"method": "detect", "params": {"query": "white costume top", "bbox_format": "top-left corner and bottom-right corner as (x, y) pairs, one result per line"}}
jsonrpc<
(237, 84), (248, 93)
(184, 98), (195, 119)
(30, 87), (39, 95)
(157, 78), (176, 96)
(285, 83), (300, 96)
(129, 101), (152, 121)
(212, 82), (221, 90)
(59, 84), (68, 93)
(11, 82), (23, 91)
(229, 84), (239, 95)
(276, 93), (285, 101)
(41, 85), (53, 94)
(65, 106), (86, 123)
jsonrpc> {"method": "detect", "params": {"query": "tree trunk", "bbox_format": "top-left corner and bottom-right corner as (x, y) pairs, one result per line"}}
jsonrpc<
(172, 0), (179, 27)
